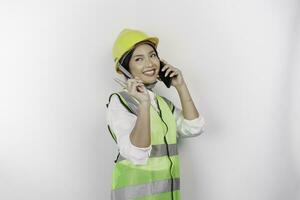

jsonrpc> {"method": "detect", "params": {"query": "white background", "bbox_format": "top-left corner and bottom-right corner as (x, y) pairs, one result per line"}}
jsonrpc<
(0, 0), (299, 199)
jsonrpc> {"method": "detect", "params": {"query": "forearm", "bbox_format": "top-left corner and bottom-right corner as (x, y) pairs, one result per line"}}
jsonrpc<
(129, 102), (151, 148)
(176, 81), (200, 120)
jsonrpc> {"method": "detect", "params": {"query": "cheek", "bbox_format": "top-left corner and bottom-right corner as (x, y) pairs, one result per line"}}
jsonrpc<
(152, 56), (159, 62)
(129, 62), (144, 74)
(153, 59), (160, 67)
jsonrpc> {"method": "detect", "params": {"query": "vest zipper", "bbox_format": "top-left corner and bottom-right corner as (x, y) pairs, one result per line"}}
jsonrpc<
(156, 96), (174, 200)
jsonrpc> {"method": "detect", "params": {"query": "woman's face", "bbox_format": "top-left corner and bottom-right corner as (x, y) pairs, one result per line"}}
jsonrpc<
(128, 43), (160, 84)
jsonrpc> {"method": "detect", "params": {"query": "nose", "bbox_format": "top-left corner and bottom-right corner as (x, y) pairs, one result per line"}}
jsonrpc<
(145, 58), (154, 68)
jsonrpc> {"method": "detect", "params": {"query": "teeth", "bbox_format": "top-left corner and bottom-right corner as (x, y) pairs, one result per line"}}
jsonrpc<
(144, 70), (155, 76)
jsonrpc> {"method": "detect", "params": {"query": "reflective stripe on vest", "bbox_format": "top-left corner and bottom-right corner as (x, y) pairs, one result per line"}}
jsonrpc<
(116, 143), (178, 162)
(111, 178), (180, 200)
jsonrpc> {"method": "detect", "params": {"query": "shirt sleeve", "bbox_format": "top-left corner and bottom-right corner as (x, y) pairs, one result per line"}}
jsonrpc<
(173, 105), (206, 138)
(106, 94), (152, 165)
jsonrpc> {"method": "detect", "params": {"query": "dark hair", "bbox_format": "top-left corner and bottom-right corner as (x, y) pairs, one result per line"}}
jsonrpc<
(119, 41), (159, 76)
(119, 48), (134, 73)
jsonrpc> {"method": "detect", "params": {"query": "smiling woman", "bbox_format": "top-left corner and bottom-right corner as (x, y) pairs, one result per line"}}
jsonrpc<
(129, 44), (159, 85)
(121, 41), (160, 83)
(106, 28), (206, 200)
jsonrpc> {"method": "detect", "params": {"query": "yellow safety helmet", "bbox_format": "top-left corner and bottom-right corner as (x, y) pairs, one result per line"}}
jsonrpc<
(112, 28), (159, 74)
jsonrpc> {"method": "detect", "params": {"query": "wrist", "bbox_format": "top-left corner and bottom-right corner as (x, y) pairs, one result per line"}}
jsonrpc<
(139, 100), (151, 107)
(175, 82), (187, 91)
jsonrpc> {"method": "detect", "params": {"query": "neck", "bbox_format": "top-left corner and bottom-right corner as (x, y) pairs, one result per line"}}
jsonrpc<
(144, 80), (157, 91)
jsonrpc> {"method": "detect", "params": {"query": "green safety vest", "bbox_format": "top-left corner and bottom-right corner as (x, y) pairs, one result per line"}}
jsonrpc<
(106, 91), (181, 200)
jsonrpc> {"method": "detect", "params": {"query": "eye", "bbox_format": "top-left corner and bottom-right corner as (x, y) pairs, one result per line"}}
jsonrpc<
(151, 53), (157, 58)
(135, 58), (143, 62)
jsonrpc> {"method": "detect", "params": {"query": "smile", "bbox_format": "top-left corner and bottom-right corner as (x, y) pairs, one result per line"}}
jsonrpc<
(143, 69), (156, 76)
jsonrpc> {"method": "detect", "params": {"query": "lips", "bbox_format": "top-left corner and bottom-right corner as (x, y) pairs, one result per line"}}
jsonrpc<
(143, 69), (156, 76)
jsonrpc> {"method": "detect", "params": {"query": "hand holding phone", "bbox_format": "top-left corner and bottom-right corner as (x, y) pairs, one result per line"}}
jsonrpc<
(158, 60), (172, 88)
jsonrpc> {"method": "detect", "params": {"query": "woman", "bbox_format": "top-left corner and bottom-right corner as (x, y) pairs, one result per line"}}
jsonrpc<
(106, 28), (206, 200)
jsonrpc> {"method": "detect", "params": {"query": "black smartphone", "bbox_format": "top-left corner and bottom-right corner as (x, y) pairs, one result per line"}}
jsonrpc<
(158, 60), (172, 88)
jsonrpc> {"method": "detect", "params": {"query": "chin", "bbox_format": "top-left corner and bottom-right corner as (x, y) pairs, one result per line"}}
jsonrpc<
(142, 75), (157, 84)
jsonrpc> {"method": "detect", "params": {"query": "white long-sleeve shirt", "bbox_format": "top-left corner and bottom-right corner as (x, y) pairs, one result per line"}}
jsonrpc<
(106, 89), (206, 165)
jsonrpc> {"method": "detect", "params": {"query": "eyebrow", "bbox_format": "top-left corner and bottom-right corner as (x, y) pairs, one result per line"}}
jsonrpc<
(133, 50), (156, 58)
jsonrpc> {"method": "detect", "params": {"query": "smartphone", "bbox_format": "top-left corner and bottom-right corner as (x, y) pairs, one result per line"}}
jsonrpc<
(158, 60), (172, 88)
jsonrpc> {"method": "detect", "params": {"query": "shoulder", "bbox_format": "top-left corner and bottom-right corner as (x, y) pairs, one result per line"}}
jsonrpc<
(106, 90), (137, 115)
(107, 93), (122, 109)
(106, 91), (126, 110)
